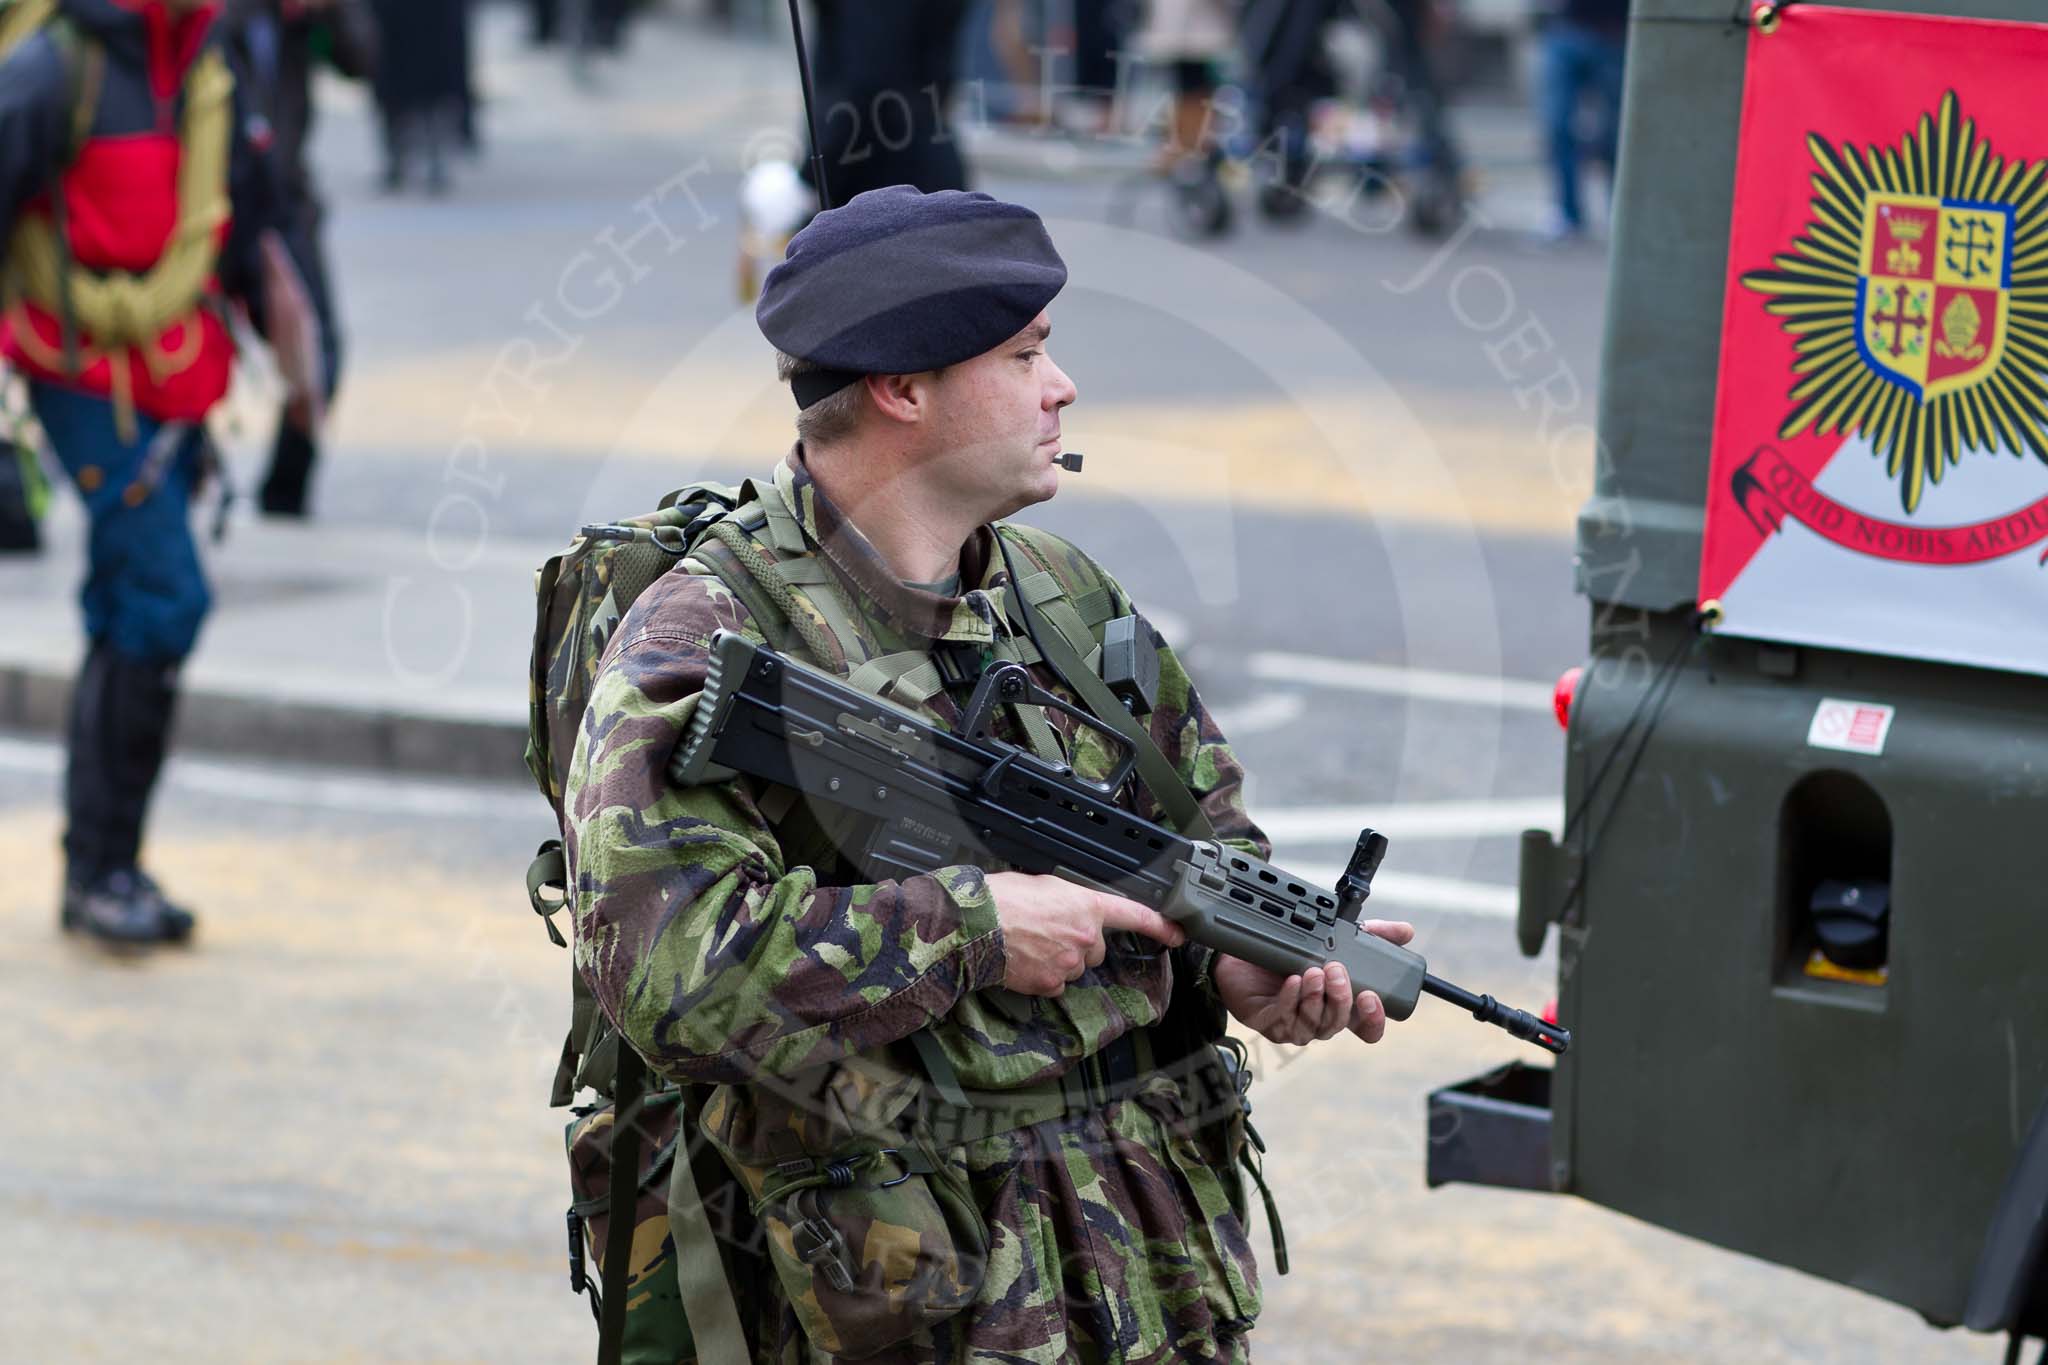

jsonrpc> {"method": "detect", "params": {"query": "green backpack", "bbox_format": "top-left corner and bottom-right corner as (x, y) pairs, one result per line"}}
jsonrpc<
(521, 481), (1198, 1363)
(524, 481), (781, 1365)
(524, 477), (914, 1363)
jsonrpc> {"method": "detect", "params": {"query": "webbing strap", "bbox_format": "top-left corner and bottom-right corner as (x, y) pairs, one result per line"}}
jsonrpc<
(1018, 569), (1115, 634)
(768, 556), (869, 665)
(1012, 702), (1065, 767)
(701, 520), (843, 667)
(997, 531), (1214, 840)
(847, 650), (945, 708)
(986, 628), (1067, 765)
(667, 1102), (753, 1361)
(41, 18), (92, 379)
(595, 1049), (645, 1365)
(1039, 596), (1107, 678)
(756, 481), (807, 553)
(0, 0), (59, 53)
(1014, 572), (1109, 676)
(687, 532), (789, 650)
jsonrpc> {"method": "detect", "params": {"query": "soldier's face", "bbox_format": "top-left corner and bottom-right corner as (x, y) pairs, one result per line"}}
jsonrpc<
(918, 311), (1078, 520)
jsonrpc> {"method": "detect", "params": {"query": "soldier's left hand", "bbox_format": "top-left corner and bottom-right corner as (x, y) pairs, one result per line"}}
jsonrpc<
(1212, 920), (1417, 1046)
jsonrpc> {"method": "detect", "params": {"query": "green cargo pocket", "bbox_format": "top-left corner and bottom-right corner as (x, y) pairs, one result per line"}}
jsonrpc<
(699, 1065), (989, 1359)
(566, 1091), (699, 1364)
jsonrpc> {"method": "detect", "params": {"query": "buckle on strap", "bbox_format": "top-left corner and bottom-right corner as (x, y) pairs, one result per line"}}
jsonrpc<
(526, 840), (569, 948)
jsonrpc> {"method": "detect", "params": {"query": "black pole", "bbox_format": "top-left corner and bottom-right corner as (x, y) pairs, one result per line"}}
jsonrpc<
(785, 0), (832, 209)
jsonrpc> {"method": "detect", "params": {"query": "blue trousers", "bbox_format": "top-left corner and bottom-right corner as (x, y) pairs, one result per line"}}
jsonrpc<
(31, 383), (211, 664)
(1540, 20), (1627, 230)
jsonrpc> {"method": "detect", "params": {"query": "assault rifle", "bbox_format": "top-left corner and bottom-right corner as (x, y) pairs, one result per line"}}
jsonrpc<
(670, 631), (1569, 1055)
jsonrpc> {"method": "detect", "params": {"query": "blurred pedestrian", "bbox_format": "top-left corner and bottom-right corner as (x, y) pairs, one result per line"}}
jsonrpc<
(367, 0), (468, 193)
(804, 0), (972, 201)
(223, 0), (378, 517)
(0, 0), (284, 946)
(1533, 0), (1627, 241)
(1069, 0), (1137, 133)
(529, 0), (637, 52)
(1137, 0), (1234, 168)
(1241, 0), (1340, 218)
(1135, 0), (1237, 235)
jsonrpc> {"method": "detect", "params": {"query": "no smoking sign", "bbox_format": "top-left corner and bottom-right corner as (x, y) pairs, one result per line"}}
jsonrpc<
(1807, 697), (1897, 756)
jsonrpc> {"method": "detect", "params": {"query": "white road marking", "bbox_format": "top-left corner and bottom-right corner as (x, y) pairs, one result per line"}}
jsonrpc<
(1287, 864), (1519, 920)
(1250, 650), (1557, 713)
(1136, 607), (1188, 645)
(0, 736), (540, 823)
(1258, 796), (1561, 843)
(1207, 690), (1309, 736)
(0, 738), (1531, 920)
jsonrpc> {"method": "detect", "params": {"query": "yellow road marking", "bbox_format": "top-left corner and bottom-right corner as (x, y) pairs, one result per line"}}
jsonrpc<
(289, 347), (1592, 536)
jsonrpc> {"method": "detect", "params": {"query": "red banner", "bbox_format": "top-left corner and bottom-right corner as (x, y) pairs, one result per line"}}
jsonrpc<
(1698, 5), (2048, 672)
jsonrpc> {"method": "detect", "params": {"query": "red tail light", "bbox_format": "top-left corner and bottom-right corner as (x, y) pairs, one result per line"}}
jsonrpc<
(1553, 666), (1583, 731)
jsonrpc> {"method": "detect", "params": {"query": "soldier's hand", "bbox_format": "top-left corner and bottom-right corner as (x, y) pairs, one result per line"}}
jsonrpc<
(1213, 920), (1418, 1046)
(985, 871), (1186, 998)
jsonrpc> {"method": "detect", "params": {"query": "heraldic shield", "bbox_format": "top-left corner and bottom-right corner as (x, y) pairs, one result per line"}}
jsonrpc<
(1739, 90), (2048, 513)
(1859, 195), (2012, 399)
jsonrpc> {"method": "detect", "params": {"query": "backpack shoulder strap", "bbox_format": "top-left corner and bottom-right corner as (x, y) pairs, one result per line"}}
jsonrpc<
(0, 0), (60, 63)
(44, 17), (101, 162)
(691, 518), (855, 673)
(995, 524), (1215, 840)
(685, 480), (874, 678)
(8, 7), (97, 377)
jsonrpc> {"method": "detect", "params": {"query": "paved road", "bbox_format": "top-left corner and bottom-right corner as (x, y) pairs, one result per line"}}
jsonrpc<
(0, 746), (2002, 1363)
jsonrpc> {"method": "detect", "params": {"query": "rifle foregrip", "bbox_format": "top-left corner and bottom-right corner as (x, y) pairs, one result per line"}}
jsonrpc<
(1163, 845), (1427, 1019)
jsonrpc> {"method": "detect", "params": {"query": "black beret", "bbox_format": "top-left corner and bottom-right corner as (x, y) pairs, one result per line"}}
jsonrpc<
(756, 186), (1068, 408)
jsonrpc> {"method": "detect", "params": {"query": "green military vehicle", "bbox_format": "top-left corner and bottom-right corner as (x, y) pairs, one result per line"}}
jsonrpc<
(1428, 0), (2048, 1357)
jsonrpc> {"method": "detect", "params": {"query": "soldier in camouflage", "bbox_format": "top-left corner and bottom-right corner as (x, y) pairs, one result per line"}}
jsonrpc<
(563, 186), (1416, 1363)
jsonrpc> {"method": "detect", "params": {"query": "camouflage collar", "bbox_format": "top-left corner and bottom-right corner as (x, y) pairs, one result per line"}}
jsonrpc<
(779, 448), (1001, 643)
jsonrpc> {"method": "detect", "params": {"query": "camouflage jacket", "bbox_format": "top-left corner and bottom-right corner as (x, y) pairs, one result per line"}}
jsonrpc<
(564, 450), (1273, 1363)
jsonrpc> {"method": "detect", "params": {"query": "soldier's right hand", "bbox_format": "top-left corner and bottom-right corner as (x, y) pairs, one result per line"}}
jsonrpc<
(985, 871), (1186, 997)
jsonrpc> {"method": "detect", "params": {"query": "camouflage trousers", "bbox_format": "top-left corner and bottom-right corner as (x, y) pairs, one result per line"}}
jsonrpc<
(571, 1083), (1262, 1364)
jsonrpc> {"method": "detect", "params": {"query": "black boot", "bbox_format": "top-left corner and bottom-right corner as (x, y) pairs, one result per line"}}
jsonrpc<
(107, 653), (192, 942)
(259, 417), (317, 518)
(60, 645), (161, 945)
(135, 869), (196, 943)
(59, 646), (194, 945)
(61, 867), (170, 946)
(62, 640), (119, 885)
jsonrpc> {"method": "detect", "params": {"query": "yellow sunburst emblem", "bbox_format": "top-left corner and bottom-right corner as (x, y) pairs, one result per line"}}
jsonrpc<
(1741, 92), (2048, 512)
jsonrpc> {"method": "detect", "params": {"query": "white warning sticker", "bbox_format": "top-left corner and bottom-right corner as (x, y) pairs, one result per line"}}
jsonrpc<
(1807, 697), (1896, 756)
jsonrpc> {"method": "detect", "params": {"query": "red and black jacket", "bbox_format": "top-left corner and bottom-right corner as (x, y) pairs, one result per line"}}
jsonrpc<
(0, 0), (276, 423)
